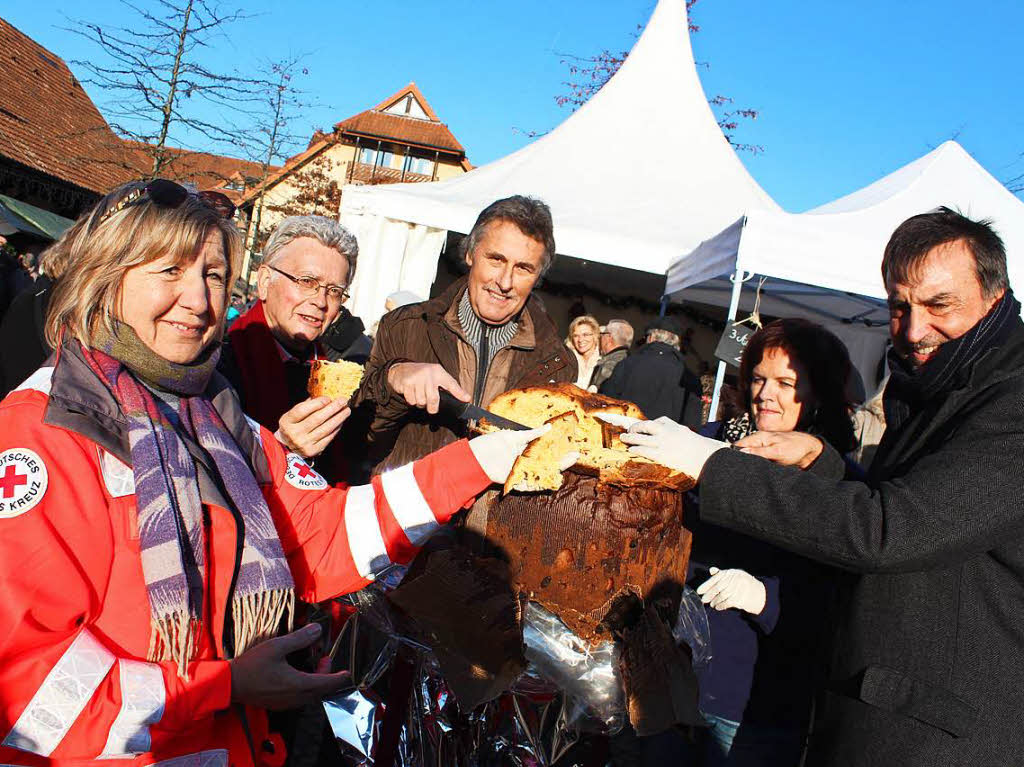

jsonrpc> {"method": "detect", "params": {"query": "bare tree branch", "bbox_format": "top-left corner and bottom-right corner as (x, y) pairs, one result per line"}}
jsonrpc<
(65, 0), (261, 178)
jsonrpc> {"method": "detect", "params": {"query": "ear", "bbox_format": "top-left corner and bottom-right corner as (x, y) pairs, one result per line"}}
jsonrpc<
(464, 247), (475, 270)
(256, 264), (271, 302)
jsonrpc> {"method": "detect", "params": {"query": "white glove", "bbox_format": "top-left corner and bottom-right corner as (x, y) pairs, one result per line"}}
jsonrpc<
(696, 567), (767, 614)
(617, 416), (727, 478)
(468, 425), (550, 484)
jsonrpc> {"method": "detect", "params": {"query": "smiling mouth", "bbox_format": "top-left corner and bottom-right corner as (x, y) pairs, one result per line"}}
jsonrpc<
(166, 320), (205, 336)
(298, 313), (323, 326)
(484, 288), (513, 302)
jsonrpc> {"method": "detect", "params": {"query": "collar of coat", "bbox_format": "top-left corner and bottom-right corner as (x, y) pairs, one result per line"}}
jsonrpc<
(419, 276), (545, 352)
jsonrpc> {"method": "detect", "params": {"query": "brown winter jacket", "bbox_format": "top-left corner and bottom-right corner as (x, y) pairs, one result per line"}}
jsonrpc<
(350, 277), (576, 476)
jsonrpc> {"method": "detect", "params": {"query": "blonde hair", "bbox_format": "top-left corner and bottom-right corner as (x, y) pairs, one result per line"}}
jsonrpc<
(46, 181), (243, 348)
(38, 231), (75, 280)
(567, 315), (600, 353)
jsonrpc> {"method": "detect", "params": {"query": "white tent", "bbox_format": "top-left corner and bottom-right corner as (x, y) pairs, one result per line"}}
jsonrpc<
(667, 141), (1024, 413)
(667, 141), (1024, 300)
(340, 0), (779, 327)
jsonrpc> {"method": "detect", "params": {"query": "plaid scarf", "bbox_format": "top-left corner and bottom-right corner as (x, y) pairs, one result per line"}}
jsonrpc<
(81, 325), (294, 678)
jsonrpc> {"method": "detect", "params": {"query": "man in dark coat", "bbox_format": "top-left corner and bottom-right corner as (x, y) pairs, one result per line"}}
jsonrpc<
(588, 318), (633, 390)
(617, 208), (1024, 766)
(600, 315), (702, 428)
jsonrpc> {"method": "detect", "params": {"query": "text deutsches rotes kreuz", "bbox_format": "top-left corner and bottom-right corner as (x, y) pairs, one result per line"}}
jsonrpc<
(284, 453), (327, 490)
(0, 448), (49, 518)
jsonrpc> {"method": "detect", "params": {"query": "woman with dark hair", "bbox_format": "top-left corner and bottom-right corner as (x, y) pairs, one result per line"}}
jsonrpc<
(682, 318), (856, 765)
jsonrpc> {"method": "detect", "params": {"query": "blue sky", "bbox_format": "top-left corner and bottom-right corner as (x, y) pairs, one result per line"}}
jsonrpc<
(6, 0), (1023, 211)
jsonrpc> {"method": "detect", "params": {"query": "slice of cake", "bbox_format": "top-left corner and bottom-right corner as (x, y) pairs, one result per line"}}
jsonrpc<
(479, 383), (695, 492)
(307, 359), (364, 402)
(504, 411), (580, 494)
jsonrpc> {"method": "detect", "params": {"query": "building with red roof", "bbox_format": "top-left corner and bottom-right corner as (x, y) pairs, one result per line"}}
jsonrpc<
(0, 17), (273, 221)
(240, 82), (472, 249)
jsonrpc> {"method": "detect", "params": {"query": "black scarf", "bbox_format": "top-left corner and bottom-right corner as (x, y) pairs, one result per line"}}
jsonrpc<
(884, 289), (1020, 431)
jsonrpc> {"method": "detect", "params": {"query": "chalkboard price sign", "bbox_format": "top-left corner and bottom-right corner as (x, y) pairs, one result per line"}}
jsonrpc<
(714, 324), (753, 368)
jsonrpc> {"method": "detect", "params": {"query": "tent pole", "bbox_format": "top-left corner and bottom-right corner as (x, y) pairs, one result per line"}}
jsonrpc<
(708, 268), (746, 421)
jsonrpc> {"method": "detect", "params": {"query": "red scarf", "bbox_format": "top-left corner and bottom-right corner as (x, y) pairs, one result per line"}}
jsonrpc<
(228, 300), (320, 430)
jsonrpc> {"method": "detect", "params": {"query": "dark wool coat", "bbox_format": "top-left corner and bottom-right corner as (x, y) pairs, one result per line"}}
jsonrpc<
(599, 341), (702, 428)
(698, 318), (1024, 767)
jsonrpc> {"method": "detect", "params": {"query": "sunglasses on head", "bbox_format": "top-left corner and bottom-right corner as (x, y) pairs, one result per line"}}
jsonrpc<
(98, 178), (236, 225)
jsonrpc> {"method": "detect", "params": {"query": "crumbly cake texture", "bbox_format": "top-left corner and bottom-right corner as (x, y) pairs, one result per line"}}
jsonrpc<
(480, 383), (696, 492)
(504, 411), (580, 494)
(307, 359), (364, 401)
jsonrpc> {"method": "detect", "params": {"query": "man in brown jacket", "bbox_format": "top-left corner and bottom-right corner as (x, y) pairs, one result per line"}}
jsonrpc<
(352, 195), (576, 474)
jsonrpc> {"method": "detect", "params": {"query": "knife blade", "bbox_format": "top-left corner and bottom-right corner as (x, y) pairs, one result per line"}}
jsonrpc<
(438, 391), (531, 431)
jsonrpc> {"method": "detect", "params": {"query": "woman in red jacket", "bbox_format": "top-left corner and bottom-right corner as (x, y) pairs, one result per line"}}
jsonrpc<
(0, 180), (542, 767)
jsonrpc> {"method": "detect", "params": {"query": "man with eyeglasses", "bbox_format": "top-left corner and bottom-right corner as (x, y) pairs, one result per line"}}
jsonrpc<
(223, 215), (357, 480)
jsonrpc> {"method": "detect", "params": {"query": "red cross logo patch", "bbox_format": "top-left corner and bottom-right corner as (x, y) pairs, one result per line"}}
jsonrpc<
(0, 448), (48, 518)
(284, 453), (327, 491)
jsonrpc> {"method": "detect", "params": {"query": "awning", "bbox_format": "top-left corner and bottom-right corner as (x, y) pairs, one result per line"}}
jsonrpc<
(0, 195), (75, 240)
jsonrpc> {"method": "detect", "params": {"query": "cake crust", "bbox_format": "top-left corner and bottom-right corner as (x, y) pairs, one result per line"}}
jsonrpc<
(480, 383), (696, 492)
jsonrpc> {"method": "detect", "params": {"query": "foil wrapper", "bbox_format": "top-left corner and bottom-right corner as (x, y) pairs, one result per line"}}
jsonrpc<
(323, 567), (707, 765)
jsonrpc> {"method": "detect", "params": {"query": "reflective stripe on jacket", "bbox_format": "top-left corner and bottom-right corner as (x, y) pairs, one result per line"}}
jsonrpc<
(0, 348), (489, 767)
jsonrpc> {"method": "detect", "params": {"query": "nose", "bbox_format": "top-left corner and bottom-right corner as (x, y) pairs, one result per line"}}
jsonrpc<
(903, 306), (931, 344)
(308, 285), (328, 310)
(495, 263), (515, 292)
(178, 269), (210, 316)
(755, 380), (776, 404)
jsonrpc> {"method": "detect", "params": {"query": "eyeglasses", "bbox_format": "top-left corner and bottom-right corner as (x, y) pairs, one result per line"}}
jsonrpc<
(98, 179), (236, 225)
(266, 264), (350, 304)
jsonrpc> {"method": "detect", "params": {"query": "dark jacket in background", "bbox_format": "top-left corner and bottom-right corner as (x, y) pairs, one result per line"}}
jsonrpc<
(0, 274), (53, 398)
(0, 252), (32, 320)
(599, 341), (702, 427)
(589, 345), (628, 390)
(698, 315), (1024, 766)
(321, 306), (373, 364)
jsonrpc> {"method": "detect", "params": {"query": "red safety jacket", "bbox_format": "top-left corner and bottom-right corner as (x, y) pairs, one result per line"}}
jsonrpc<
(0, 347), (489, 767)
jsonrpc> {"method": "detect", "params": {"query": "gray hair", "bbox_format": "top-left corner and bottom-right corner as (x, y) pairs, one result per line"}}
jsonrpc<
(646, 328), (680, 349)
(461, 195), (556, 275)
(605, 319), (634, 348)
(263, 215), (359, 278)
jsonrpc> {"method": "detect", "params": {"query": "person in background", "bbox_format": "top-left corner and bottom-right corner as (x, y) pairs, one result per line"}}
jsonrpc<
(683, 318), (856, 766)
(618, 208), (1024, 767)
(367, 290), (422, 338)
(0, 234), (74, 397)
(851, 369), (887, 467)
(0, 178), (541, 767)
(0, 236), (33, 319)
(222, 216), (355, 478)
(322, 305), (373, 364)
(567, 314), (600, 389)
(589, 318), (634, 391)
(225, 293), (245, 327)
(600, 315), (702, 427)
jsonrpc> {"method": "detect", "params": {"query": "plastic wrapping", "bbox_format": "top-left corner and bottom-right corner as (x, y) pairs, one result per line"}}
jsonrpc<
(521, 602), (625, 732)
(324, 581), (632, 765)
(672, 585), (712, 669)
